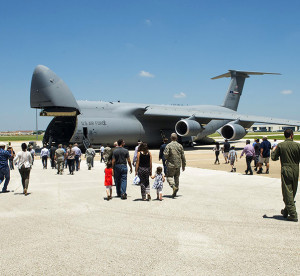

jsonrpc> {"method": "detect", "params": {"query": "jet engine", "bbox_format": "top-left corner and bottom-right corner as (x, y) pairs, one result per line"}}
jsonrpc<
(175, 119), (202, 136)
(220, 123), (247, 140)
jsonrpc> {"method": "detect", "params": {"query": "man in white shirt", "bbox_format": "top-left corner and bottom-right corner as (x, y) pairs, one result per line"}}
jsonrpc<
(72, 143), (82, 171)
(40, 145), (49, 169)
(100, 144), (105, 163)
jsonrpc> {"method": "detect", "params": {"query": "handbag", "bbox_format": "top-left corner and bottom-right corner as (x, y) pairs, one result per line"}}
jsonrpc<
(133, 175), (140, 185)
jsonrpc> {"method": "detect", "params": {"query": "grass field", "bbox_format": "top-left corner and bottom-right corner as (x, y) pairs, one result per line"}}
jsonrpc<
(0, 135), (43, 142)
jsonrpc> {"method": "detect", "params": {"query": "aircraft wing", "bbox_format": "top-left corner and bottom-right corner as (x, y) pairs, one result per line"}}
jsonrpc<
(238, 115), (300, 126)
(144, 106), (237, 124)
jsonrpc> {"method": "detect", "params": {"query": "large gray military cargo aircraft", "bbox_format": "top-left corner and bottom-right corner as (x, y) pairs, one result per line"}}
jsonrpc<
(30, 65), (300, 148)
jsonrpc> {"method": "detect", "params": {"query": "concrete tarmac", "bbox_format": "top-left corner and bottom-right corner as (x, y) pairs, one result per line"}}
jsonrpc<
(1, 148), (300, 275)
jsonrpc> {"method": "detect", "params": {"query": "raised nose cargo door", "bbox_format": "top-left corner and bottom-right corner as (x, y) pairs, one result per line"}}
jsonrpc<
(30, 65), (80, 116)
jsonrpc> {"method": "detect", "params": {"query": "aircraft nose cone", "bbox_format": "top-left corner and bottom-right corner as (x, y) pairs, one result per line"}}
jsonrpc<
(33, 65), (50, 75)
(31, 65), (57, 93)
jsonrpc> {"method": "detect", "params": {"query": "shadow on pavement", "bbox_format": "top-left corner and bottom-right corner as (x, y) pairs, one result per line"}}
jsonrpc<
(262, 214), (285, 221)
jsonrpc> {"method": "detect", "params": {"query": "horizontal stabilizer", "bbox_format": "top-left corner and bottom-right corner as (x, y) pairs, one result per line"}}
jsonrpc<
(211, 70), (281, 80)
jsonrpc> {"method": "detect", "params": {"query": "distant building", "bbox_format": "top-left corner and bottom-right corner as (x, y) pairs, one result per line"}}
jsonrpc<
(0, 130), (34, 136)
(249, 124), (300, 132)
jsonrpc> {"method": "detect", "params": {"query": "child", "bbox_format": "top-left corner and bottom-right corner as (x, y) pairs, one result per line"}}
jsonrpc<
(151, 167), (165, 201)
(104, 161), (113, 200)
(228, 146), (238, 172)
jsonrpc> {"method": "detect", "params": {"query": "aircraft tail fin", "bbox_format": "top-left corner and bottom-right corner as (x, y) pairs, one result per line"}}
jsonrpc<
(211, 70), (281, 111)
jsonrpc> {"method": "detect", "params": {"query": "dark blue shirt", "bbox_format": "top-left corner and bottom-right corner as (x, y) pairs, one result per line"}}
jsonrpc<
(159, 143), (167, 160)
(0, 149), (11, 169)
(260, 140), (271, 158)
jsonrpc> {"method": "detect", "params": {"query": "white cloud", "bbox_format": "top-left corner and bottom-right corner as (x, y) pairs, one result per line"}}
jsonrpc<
(174, 92), (187, 99)
(139, 70), (154, 78)
(281, 90), (293, 95)
(145, 19), (152, 26)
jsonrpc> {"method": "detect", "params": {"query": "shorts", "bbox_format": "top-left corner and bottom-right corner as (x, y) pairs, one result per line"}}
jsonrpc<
(106, 186), (112, 190)
(223, 152), (229, 158)
(156, 187), (163, 194)
(259, 156), (269, 164)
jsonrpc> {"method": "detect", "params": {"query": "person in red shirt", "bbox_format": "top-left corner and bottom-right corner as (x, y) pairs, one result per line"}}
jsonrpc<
(104, 161), (114, 200)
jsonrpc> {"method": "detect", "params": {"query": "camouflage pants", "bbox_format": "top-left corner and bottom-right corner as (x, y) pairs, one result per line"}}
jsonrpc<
(167, 167), (180, 193)
(57, 160), (64, 174)
(281, 165), (298, 219)
(86, 156), (93, 170)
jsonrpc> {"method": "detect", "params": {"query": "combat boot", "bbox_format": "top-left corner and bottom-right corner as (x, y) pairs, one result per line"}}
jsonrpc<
(287, 216), (298, 222)
(281, 209), (288, 218)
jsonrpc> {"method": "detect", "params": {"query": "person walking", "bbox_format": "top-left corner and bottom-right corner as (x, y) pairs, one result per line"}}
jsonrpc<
(132, 140), (142, 166)
(66, 144), (76, 175)
(7, 146), (15, 170)
(100, 144), (105, 163)
(112, 139), (133, 199)
(159, 138), (168, 174)
(55, 144), (66, 175)
(72, 143), (81, 171)
(135, 142), (152, 201)
(253, 139), (260, 171)
(85, 145), (95, 170)
(104, 161), (113, 200)
(40, 145), (49, 169)
(29, 146), (35, 165)
(222, 139), (230, 164)
(257, 136), (272, 174)
(240, 140), (255, 175)
(271, 129), (300, 222)
(151, 166), (165, 201)
(229, 146), (237, 172)
(0, 142), (11, 193)
(163, 133), (186, 198)
(213, 142), (221, 164)
(103, 144), (112, 164)
(14, 143), (33, 195)
(49, 145), (57, 169)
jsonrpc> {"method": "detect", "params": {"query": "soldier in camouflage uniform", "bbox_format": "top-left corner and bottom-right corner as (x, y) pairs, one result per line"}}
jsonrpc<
(163, 133), (186, 198)
(271, 129), (300, 222)
(55, 144), (66, 175)
(85, 145), (95, 170)
(103, 144), (112, 164)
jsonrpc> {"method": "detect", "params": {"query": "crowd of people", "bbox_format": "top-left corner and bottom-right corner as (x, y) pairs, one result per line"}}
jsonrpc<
(0, 129), (298, 222)
(214, 136), (277, 175)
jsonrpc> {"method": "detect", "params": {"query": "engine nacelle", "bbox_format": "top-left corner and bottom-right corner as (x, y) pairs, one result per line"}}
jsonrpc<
(220, 123), (247, 140)
(175, 119), (202, 136)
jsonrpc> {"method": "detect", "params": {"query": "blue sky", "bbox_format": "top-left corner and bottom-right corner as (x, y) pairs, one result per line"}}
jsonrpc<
(1, 0), (300, 131)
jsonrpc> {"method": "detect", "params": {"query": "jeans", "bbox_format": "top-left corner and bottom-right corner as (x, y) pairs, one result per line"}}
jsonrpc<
(75, 155), (80, 171)
(114, 164), (128, 196)
(67, 159), (75, 174)
(0, 166), (10, 192)
(50, 157), (56, 168)
(246, 156), (253, 174)
(42, 156), (48, 168)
